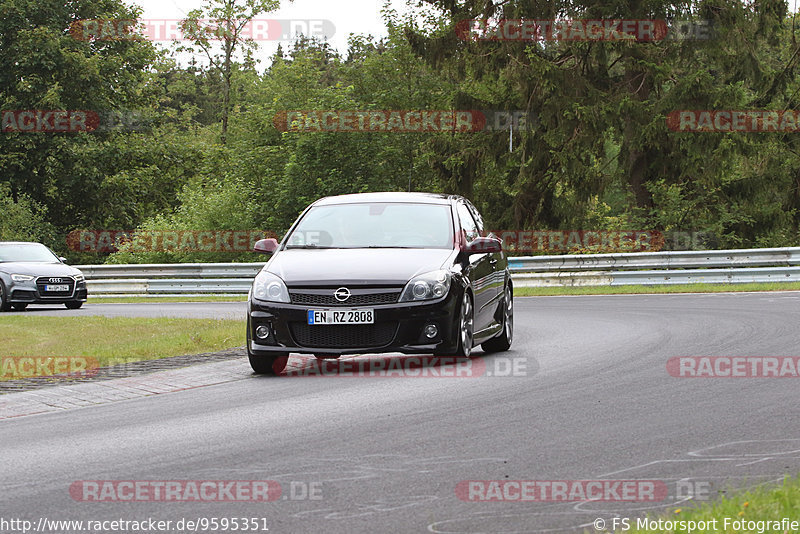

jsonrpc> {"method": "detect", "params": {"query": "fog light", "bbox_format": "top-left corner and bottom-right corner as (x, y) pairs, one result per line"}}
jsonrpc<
(255, 325), (271, 340)
(423, 324), (438, 339)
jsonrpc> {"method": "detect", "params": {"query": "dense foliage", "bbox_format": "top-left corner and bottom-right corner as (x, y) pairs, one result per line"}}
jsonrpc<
(2, 0), (800, 262)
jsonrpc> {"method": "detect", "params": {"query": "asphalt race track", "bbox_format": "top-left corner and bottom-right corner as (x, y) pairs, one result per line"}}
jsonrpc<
(3, 301), (247, 319)
(2, 292), (800, 533)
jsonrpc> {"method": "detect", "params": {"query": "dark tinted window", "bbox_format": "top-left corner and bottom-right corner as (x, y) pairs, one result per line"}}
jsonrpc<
(456, 202), (480, 242)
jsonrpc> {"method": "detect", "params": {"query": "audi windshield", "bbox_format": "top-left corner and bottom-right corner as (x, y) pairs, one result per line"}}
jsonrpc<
(0, 243), (61, 263)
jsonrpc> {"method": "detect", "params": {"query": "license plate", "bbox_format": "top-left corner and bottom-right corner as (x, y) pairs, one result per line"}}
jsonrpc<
(45, 284), (70, 292)
(307, 309), (374, 325)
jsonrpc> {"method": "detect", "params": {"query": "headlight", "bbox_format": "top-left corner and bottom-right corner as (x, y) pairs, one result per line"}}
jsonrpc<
(11, 274), (34, 282)
(399, 270), (451, 302)
(73, 274), (85, 282)
(252, 269), (290, 303)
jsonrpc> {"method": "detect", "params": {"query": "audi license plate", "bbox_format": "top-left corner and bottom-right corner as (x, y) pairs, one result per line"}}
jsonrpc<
(307, 309), (374, 325)
(45, 284), (70, 292)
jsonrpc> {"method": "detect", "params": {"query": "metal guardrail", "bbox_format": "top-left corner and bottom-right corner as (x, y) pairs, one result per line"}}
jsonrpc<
(78, 263), (265, 279)
(76, 247), (800, 295)
(511, 266), (800, 287)
(506, 247), (800, 272)
(507, 247), (800, 287)
(78, 263), (265, 296)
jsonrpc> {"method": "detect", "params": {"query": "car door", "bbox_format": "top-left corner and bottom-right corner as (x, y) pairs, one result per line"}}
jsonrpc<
(466, 200), (504, 322)
(456, 201), (496, 333)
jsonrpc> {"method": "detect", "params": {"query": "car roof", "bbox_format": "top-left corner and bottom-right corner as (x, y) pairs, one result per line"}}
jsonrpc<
(0, 242), (46, 246)
(312, 192), (462, 206)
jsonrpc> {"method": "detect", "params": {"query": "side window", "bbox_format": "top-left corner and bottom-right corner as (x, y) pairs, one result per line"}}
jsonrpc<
(457, 202), (480, 242)
(465, 201), (484, 233)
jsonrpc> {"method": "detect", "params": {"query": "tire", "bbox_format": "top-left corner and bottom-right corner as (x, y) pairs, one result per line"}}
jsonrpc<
(248, 353), (289, 375)
(11, 303), (28, 311)
(453, 291), (474, 358)
(246, 322), (289, 375)
(0, 282), (11, 312)
(482, 284), (513, 353)
(65, 301), (83, 309)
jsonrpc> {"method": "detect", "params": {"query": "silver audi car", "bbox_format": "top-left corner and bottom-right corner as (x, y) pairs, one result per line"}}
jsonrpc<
(0, 242), (88, 311)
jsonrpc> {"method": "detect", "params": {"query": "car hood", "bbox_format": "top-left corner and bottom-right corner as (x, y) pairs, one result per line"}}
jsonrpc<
(0, 262), (82, 277)
(266, 248), (457, 286)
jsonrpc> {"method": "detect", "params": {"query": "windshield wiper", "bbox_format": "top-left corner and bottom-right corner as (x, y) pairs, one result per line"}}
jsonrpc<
(285, 244), (336, 249)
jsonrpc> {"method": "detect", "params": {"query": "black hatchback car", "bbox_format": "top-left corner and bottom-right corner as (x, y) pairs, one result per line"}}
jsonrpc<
(246, 192), (513, 374)
(0, 242), (88, 311)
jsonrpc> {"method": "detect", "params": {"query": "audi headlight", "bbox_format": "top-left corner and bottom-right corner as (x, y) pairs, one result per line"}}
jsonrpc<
(73, 274), (85, 282)
(11, 274), (34, 282)
(252, 269), (290, 303)
(399, 270), (451, 302)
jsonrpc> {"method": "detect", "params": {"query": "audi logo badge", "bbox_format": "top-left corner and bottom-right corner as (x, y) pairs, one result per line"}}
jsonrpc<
(334, 287), (351, 302)
(49, 278), (63, 283)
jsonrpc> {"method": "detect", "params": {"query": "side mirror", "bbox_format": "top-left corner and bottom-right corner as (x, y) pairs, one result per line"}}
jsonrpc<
(253, 238), (279, 254)
(59, 257), (68, 263)
(464, 237), (502, 254)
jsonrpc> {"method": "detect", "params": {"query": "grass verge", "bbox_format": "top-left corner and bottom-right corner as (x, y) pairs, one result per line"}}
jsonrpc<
(618, 475), (800, 533)
(0, 316), (243, 378)
(515, 281), (800, 297)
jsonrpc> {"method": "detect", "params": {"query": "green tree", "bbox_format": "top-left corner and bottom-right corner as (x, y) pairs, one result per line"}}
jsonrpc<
(178, 0), (281, 144)
(0, 183), (54, 245)
(403, 0), (798, 247)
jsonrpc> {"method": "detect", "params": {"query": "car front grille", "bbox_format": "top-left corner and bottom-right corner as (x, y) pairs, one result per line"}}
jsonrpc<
(289, 289), (401, 306)
(289, 322), (399, 348)
(35, 277), (75, 298)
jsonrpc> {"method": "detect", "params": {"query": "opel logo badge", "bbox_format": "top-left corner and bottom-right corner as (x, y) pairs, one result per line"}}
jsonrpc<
(334, 287), (351, 302)
(49, 278), (63, 283)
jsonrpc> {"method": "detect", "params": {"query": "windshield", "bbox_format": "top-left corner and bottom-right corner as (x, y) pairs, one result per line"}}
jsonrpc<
(0, 243), (60, 263)
(285, 202), (454, 249)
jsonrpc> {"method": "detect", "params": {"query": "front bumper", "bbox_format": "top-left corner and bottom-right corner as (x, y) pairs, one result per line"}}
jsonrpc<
(8, 279), (88, 305)
(248, 288), (463, 356)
